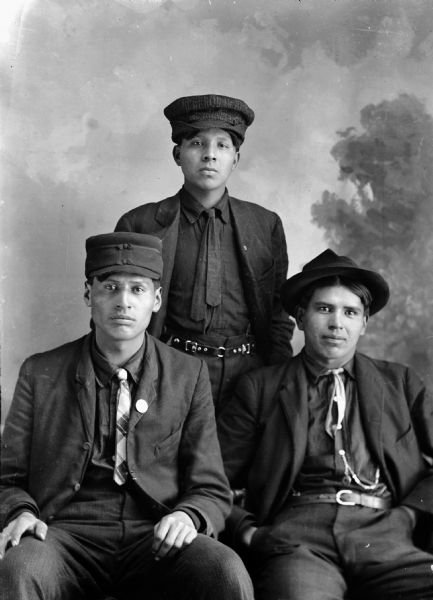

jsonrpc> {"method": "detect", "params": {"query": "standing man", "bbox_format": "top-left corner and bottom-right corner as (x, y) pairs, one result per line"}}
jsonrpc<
(218, 249), (433, 600)
(115, 94), (293, 412)
(0, 232), (253, 600)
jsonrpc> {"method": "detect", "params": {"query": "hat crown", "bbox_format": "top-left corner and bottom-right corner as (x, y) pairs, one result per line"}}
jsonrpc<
(164, 93), (254, 145)
(85, 232), (163, 280)
(302, 249), (358, 273)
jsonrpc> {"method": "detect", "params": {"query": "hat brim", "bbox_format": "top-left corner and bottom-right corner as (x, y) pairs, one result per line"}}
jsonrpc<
(88, 265), (161, 280)
(281, 265), (390, 317)
(172, 120), (244, 145)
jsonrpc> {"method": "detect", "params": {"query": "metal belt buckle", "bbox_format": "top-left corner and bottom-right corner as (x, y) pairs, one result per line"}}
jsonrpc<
(336, 489), (356, 506)
(242, 343), (250, 355)
(185, 340), (198, 353)
(217, 346), (226, 358)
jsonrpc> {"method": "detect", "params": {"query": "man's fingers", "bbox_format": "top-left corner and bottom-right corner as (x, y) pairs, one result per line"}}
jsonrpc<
(153, 519), (183, 559)
(34, 520), (48, 541)
(152, 515), (197, 560)
(0, 513), (47, 559)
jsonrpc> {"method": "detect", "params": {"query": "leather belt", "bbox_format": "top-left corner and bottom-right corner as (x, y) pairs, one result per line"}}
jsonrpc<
(287, 489), (392, 510)
(170, 336), (255, 359)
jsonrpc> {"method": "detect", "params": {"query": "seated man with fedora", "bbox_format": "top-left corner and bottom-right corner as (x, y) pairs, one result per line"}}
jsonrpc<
(0, 232), (253, 600)
(217, 249), (433, 600)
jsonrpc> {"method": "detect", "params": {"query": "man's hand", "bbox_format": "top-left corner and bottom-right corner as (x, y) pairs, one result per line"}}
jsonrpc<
(0, 511), (47, 559)
(152, 511), (197, 561)
(239, 524), (258, 548)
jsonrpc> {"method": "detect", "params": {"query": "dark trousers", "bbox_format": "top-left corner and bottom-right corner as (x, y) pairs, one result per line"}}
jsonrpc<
(249, 503), (433, 600)
(0, 519), (254, 600)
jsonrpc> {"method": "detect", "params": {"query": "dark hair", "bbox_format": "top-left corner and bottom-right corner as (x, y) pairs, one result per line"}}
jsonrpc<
(296, 275), (372, 317)
(178, 129), (240, 151)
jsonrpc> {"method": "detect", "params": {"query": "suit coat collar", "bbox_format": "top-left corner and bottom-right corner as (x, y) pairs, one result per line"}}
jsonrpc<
(149, 191), (259, 336)
(128, 333), (159, 431)
(74, 332), (160, 437)
(261, 355), (310, 520)
(280, 351), (386, 457)
(75, 333), (97, 441)
(353, 352), (386, 468)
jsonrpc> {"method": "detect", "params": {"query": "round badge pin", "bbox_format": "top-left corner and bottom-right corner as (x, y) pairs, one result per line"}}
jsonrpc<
(135, 399), (148, 414)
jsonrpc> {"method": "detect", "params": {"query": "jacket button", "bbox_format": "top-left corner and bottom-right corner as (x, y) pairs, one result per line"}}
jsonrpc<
(73, 483), (81, 492)
(47, 515), (54, 521)
(82, 442), (91, 451)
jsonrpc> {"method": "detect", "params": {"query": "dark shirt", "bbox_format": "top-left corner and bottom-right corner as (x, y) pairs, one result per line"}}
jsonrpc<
(166, 187), (250, 338)
(292, 351), (390, 498)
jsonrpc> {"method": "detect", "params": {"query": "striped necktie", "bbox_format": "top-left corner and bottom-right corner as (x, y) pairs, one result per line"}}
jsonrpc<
(113, 368), (131, 485)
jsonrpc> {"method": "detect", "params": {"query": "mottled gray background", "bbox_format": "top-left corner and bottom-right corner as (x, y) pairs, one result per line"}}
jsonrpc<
(2, 0), (433, 420)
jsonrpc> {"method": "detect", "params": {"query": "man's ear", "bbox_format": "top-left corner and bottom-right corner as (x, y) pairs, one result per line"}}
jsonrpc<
(84, 281), (92, 307)
(172, 145), (181, 165)
(232, 151), (240, 170)
(295, 306), (305, 331)
(153, 286), (162, 314)
(360, 314), (368, 336)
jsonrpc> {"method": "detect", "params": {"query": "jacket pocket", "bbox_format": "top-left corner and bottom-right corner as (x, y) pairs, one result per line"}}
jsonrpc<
(154, 423), (183, 457)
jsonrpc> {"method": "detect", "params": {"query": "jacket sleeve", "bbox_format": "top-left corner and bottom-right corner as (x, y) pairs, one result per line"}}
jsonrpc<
(400, 367), (433, 513)
(173, 361), (232, 537)
(268, 213), (294, 364)
(0, 359), (40, 529)
(217, 372), (263, 544)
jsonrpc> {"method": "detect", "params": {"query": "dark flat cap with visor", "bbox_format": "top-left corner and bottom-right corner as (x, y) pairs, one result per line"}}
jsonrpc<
(164, 94), (255, 146)
(85, 232), (163, 280)
(281, 249), (390, 317)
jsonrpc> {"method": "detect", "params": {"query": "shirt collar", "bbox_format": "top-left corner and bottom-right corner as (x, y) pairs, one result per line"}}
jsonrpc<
(91, 333), (146, 387)
(301, 349), (355, 384)
(179, 186), (229, 224)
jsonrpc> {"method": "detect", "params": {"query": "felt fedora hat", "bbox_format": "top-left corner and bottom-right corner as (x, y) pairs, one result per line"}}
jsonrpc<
(281, 249), (390, 317)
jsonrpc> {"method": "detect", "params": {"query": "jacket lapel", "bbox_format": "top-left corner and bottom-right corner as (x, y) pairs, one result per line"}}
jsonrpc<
(128, 335), (159, 431)
(150, 195), (181, 336)
(355, 353), (385, 468)
(230, 198), (267, 323)
(264, 356), (310, 519)
(74, 334), (97, 441)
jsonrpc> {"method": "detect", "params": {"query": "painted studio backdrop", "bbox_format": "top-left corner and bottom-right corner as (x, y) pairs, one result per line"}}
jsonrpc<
(2, 0), (433, 420)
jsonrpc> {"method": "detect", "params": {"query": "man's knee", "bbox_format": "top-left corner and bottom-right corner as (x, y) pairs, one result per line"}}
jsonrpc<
(0, 537), (58, 595)
(170, 535), (253, 598)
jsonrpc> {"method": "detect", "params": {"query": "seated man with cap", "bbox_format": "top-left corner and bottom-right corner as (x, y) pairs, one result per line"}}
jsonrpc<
(217, 249), (433, 600)
(0, 232), (253, 600)
(115, 94), (294, 414)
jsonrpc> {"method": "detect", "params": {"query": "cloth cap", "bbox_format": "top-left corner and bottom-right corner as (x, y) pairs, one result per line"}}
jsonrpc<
(281, 249), (390, 317)
(164, 94), (255, 146)
(85, 232), (163, 280)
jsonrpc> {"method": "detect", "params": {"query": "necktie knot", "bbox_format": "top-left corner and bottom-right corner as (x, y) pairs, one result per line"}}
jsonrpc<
(116, 368), (128, 381)
(326, 368), (344, 377)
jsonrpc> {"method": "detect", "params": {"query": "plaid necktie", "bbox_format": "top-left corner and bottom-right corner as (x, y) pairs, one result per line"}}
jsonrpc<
(191, 208), (222, 321)
(113, 368), (131, 485)
(325, 368), (346, 438)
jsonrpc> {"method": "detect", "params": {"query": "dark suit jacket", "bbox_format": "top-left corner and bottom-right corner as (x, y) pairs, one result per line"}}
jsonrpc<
(0, 333), (231, 536)
(115, 192), (293, 363)
(217, 352), (433, 541)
